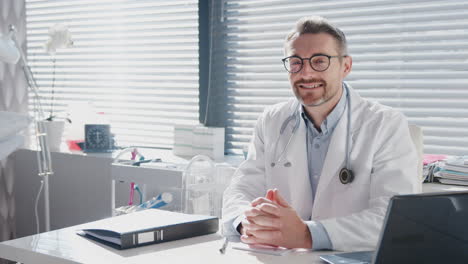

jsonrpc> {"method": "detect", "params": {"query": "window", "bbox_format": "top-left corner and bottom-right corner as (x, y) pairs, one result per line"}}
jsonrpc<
(222, 0), (468, 155)
(26, 0), (199, 148)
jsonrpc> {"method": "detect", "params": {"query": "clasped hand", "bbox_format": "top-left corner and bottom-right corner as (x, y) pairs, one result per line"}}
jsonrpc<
(240, 189), (312, 249)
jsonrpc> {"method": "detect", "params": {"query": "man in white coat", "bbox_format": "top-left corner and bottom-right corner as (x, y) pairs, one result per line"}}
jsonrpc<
(222, 16), (421, 251)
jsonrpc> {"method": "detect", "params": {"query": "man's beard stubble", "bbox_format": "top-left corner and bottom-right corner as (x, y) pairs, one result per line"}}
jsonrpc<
(293, 78), (334, 107)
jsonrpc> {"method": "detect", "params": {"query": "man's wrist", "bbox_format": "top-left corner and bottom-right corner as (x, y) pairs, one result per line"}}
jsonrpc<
(302, 222), (313, 248)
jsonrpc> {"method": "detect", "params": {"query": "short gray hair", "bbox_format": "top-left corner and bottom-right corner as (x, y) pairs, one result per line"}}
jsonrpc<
(285, 16), (348, 55)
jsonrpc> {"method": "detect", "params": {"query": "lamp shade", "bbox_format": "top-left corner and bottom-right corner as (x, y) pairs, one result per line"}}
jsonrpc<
(0, 34), (20, 64)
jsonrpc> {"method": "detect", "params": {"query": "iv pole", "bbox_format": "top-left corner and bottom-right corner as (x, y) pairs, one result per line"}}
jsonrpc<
(7, 25), (53, 232)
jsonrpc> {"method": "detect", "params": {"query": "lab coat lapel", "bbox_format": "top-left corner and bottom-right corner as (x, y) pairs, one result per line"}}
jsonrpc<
(286, 117), (313, 219)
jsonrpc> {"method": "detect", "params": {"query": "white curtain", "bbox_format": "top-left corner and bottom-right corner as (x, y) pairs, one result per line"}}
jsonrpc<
(0, 0), (28, 253)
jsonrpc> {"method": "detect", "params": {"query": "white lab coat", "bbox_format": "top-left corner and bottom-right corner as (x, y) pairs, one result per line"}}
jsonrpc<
(222, 85), (421, 251)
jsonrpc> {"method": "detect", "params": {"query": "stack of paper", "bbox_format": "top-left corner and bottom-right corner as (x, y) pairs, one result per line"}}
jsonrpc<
(435, 156), (468, 186)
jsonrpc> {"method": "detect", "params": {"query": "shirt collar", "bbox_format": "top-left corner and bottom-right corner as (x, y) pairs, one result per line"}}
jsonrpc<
(300, 84), (348, 136)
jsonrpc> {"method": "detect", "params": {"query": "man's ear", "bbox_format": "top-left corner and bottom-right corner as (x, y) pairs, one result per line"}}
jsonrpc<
(342, 55), (352, 78)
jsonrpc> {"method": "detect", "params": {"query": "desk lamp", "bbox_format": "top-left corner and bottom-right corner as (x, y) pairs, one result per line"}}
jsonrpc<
(0, 25), (53, 232)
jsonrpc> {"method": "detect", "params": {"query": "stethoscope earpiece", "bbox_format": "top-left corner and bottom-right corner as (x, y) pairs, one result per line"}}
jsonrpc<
(339, 167), (354, 184)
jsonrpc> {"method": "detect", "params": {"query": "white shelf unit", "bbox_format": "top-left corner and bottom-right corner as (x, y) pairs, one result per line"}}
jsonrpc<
(110, 163), (186, 215)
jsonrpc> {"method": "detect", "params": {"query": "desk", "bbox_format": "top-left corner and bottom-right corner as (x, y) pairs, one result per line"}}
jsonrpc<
(2, 183), (467, 264)
(422, 182), (468, 193)
(0, 222), (332, 264)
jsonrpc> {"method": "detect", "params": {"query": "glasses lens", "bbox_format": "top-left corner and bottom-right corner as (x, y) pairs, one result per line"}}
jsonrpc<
(285, 57), (302, 73)
(310, 56), (330, 72)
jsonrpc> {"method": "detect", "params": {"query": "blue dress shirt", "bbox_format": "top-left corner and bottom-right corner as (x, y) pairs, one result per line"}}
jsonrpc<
(302, 86), (348, 250)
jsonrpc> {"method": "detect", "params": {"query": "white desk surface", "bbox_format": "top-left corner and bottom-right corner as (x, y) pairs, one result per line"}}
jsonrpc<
(0, 221), (334, 264)
(2, 183), (466, 264)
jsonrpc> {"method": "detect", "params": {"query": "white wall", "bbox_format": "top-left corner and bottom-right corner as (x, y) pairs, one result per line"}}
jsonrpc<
(14, 149), (113, 237)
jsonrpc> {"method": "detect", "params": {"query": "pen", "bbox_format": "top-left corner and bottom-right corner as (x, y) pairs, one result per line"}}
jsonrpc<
(219, 237), (229, 254)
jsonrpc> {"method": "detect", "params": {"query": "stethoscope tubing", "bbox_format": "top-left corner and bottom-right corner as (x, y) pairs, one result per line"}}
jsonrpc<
(271, 83), (353, 181)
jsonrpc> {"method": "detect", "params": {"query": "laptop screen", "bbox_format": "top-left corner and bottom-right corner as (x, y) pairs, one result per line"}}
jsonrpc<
(373, 192), (468, 264)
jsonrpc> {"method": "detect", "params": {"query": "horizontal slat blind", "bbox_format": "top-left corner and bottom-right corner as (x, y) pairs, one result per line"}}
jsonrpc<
(25, 0), (199, 148)
(223, 0), (468, 155)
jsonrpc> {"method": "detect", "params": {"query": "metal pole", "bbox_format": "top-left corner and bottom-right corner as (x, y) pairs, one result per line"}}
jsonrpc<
(9, 25), (53, 232)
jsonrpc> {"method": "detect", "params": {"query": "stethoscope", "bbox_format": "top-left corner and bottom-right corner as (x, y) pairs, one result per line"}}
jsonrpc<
(270, 83), (354, 184)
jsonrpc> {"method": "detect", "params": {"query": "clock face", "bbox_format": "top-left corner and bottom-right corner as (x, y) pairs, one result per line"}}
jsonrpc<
(84, 124), (112, 152)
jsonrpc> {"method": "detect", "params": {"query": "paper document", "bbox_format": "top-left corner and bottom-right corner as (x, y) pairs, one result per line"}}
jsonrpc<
(231, 242), (293, 256)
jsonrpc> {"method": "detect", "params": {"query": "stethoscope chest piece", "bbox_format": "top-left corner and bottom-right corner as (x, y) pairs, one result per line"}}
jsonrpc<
(339, 167), (354, 184)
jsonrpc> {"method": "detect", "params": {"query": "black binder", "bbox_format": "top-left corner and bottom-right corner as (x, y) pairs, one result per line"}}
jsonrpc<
(76, 209), (219, 250)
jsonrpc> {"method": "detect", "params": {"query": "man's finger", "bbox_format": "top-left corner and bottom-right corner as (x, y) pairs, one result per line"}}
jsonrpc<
(242, 218), (277, 232)
(240, 230), (282, 246)
(273, 189), (290, 208)
(247, 215), (282, 229)
(251, 197), (274, 207)
(244, 207), (264, 218)
(257, 202), (281, 216)
(249, 229), (282, 242)
(265, 189), (274, 200)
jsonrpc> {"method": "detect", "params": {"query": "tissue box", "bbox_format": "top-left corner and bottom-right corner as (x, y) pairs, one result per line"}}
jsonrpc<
(173, 124), (224, 161)
(173, 124), (196, 156)
(192, 126), (225, 161)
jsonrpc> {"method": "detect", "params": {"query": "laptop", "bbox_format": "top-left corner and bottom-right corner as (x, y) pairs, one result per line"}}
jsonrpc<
(320, 192), (468, 264)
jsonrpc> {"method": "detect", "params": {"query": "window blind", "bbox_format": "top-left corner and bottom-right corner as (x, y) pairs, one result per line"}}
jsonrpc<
(25, 0), (199, 148)
(222, 0), (468, 155)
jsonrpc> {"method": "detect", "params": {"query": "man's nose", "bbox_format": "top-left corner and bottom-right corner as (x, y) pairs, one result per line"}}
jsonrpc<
(301, 60), (317, 76)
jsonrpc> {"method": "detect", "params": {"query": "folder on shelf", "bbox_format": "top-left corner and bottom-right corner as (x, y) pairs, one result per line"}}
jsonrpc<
(76, 209), (218, 250)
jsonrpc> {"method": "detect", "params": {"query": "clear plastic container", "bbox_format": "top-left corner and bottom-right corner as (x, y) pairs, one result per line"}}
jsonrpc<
(183, 155), (235, 218)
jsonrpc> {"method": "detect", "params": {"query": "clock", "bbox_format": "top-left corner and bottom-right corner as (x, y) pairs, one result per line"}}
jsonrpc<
(84, 124), (113, 153)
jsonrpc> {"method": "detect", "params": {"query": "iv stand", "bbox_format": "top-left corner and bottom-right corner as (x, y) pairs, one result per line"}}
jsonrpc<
(8, 25), (53, 232)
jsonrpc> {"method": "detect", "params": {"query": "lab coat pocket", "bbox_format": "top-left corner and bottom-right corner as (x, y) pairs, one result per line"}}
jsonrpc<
(331, 178), (370, 216)
(268, 165), (291, 189)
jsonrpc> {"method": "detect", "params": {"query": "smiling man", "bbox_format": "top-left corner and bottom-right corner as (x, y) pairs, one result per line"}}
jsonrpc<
(222, 16), (421, 251)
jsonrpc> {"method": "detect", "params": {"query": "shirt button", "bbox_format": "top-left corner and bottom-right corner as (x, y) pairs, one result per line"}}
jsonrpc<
(314, 143), (320, 149)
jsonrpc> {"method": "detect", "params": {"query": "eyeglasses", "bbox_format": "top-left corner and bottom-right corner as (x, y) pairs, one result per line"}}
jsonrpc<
(282, 54), (346, 73)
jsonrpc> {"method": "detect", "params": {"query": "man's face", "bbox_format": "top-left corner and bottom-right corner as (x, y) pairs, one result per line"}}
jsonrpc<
(286, 33), (352, 107)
